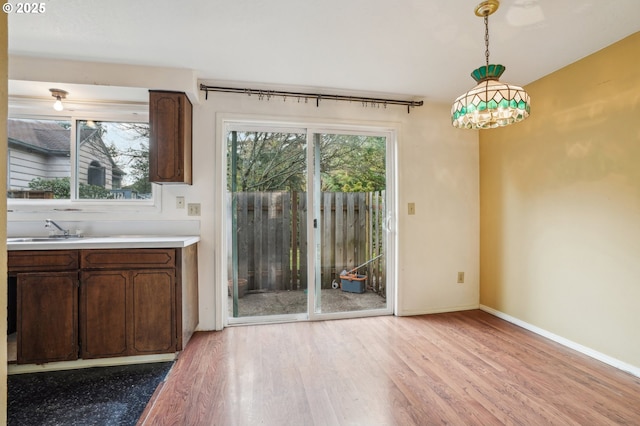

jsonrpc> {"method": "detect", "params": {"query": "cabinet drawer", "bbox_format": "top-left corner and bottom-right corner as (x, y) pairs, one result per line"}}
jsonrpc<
(80, 249), (176, 269)
(8, 250), (79, 273)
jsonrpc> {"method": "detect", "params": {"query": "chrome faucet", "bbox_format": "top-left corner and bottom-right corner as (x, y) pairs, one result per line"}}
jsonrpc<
(45, 219), (69, 237)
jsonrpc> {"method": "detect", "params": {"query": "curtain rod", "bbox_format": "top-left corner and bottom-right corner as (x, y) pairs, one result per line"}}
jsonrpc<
(199, 84), (424, 114)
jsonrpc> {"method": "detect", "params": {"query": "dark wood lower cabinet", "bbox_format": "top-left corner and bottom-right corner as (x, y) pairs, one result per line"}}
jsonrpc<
(80, 269), (177, 358)
(9, 246), (198, 365)
(130, 270), (176, 354)
(17, 272), (78, 364)
(80, 270), (128, 359)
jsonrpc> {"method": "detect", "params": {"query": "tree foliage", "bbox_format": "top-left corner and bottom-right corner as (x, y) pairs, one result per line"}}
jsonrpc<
(227, 132), (386, 193)
(109, 141), (151, 194)
(28, 177), (113, 199)
(321, 135), (386, 192)
(228, 132), (306, 192)
(28, 177), (70, 199)
(125, 144), (152, 194)
(108, 123), (151, 194)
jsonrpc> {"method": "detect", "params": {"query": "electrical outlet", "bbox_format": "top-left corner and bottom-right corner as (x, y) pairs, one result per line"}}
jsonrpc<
(457, 272), (465, 284)
(176, 196), (185, 209)
(408, 202), (416, 215)
(187, 203), (201, 216)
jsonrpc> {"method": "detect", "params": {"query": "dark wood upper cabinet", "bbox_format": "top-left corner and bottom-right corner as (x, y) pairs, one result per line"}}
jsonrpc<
(149, 90), (192, 184)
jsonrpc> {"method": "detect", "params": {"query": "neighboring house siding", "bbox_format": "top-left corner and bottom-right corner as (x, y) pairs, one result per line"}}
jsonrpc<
(7, 149), (69, 190)
(7, 119), (123, 195)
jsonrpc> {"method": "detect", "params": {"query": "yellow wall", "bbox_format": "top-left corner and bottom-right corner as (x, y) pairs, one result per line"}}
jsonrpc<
(1, 9), (8, 424)
(480, 32), (640, 368)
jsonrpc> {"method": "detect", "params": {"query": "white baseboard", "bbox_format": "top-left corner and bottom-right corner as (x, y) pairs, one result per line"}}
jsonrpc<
(479, 305), (640, 378)
(397, 303), (479, 317)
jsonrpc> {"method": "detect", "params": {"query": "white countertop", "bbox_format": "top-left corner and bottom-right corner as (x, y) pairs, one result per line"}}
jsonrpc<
(7, 235), (200, 251)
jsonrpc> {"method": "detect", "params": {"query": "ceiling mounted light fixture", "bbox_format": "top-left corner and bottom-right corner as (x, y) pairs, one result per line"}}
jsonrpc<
(451, 0), (530, 129)
(49, 88), (68, 111)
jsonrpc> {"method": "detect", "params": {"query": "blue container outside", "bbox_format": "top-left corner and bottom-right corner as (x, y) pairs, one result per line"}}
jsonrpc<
(340, 274), (366, 293)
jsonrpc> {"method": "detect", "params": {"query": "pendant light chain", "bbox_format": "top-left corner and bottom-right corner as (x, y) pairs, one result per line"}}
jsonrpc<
(484, 15), (490, 68)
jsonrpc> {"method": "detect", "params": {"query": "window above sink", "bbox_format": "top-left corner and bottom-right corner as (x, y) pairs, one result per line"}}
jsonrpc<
(7, 81), (162, 213)
(8, 117), (154, 203)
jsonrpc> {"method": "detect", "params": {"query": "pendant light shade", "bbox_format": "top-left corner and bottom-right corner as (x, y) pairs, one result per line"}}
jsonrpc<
(451, 64), (530, 129)
(451, 0), (531, 129)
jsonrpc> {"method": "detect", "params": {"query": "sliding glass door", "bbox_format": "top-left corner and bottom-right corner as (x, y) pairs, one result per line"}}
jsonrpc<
(227, 128), (308, 320)
(226, 123), (393, 324)
(311, 132), (388, 316)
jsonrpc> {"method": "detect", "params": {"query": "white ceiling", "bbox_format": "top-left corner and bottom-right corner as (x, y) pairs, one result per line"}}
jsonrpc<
(7, 0), (640, 103)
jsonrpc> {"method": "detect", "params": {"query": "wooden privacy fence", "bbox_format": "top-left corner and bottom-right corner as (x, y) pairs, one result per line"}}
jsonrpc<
(228, 191), (386, 294)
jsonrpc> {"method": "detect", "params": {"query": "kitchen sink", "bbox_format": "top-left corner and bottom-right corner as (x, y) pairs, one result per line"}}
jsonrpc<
(8, 237), (86, 242)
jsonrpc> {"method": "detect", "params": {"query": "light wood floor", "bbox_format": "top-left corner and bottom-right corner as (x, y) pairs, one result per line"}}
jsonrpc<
(138, 310), (640, 425)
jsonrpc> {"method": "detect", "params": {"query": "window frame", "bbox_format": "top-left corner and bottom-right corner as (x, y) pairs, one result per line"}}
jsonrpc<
(7, 111), (161, 213)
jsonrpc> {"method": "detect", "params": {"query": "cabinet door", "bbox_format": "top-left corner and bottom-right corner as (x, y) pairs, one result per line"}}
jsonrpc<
(149, 90), (192, 184)
(130, 269), (177, 355)
(80, 271), (128, 359)
(17, 272), (78, 364)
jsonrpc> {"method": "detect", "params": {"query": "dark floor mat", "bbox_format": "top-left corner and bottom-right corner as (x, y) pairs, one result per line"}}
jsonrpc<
(8, 361), (173, 426)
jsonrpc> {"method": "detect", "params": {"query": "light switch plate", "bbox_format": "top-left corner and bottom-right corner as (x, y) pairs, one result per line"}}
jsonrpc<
(187, 203), (201, 216)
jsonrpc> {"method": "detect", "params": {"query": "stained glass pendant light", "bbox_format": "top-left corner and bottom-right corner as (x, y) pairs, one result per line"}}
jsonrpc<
(451, 0), (530, 129)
